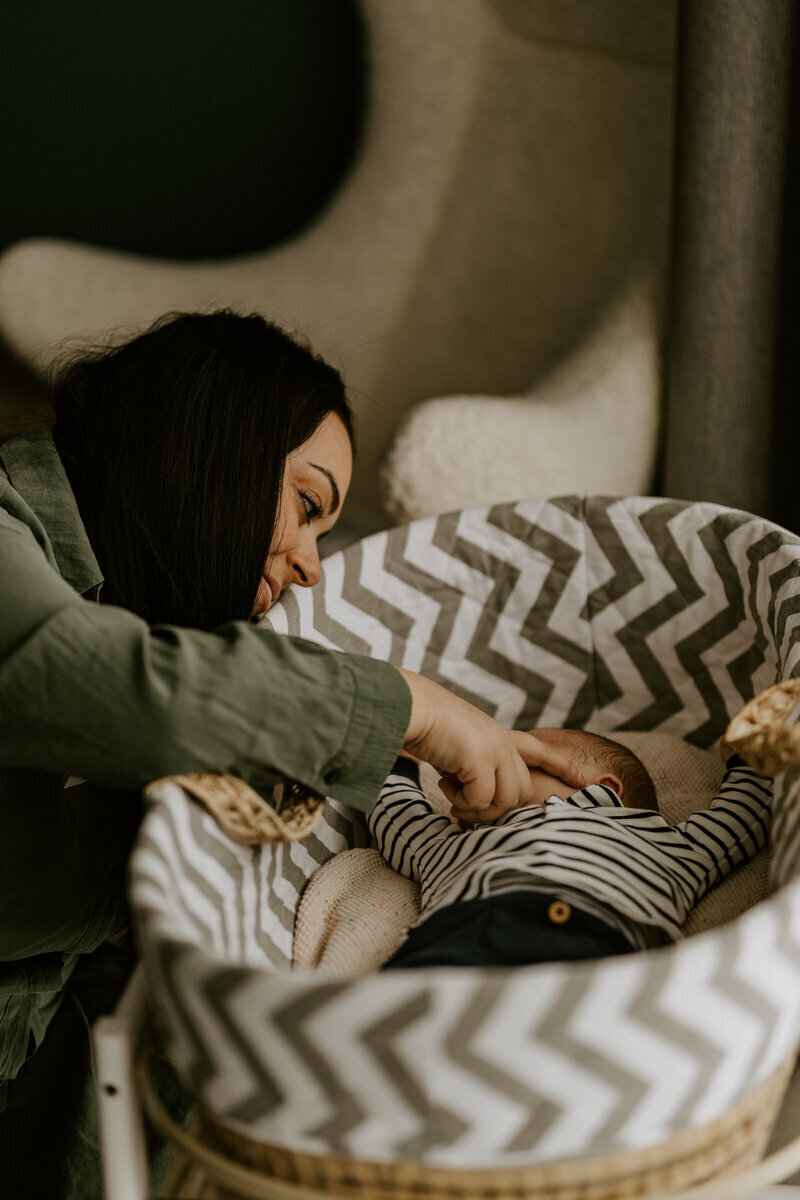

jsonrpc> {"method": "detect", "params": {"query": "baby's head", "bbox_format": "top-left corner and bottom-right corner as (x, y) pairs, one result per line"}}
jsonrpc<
(529, 728), (658, 811)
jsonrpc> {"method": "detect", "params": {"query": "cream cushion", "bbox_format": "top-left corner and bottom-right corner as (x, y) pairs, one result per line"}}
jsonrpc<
(293, 734), (770, 973)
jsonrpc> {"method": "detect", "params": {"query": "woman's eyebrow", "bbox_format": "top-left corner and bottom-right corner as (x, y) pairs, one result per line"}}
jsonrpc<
(309, 463), (340, 513)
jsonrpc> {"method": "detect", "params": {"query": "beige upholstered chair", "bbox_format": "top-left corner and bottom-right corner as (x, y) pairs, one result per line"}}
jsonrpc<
(0, 1), (676, 534)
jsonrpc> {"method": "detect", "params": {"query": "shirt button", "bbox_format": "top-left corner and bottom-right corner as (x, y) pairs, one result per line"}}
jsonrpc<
(548, 901), (571, 925)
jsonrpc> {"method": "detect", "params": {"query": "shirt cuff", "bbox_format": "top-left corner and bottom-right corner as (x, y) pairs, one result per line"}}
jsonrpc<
(725, 754), (758, 772)
(322, 655), (413, 812)
(388, 756), (422, 785)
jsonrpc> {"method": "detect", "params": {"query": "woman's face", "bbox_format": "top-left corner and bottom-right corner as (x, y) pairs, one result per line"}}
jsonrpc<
(252, 412), (354, 616)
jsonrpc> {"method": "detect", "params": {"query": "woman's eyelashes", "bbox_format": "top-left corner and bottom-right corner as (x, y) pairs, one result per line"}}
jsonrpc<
(300, 491), (324, 522)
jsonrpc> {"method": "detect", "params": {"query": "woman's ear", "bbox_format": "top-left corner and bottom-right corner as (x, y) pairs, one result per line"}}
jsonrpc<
(597, 773), (623, 799)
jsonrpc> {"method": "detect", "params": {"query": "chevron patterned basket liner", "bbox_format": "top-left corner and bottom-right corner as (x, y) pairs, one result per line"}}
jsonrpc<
(130, 496), (800, 1172)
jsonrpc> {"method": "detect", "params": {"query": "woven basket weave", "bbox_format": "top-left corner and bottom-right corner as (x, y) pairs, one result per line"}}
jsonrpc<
(145, 774), (325, 844)
(726, 678), (800, 775)
(142, 1043), (795, 1200)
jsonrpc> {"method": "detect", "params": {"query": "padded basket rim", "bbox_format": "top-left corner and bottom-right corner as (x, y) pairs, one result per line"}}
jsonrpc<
(141, 1045), (795, 1200)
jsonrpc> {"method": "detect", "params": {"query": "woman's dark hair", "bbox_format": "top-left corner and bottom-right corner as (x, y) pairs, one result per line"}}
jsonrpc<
(53, 310), (354, 630)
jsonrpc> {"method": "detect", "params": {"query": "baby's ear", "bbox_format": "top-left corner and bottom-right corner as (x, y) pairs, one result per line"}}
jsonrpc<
(598, 773), (623, 798)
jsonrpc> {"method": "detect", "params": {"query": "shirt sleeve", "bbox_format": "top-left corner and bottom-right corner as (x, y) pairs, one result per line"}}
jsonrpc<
(368, 767), (451, 881)
(0, 507), (410, 813)
(665, 763), (773, 901)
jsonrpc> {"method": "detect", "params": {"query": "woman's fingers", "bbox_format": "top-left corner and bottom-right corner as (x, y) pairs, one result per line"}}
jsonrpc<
(510, 730), (586, 788)
(441, 750), (533, 821)
(398, 668), (536, 814)
(451, 800), (507, 823)
(498, 748), (534, 810)
(438, 765), (496, 813)
(397, 669), (595, 820)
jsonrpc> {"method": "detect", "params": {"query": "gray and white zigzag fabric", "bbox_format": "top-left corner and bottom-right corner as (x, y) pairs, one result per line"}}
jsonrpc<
(131, 496), (800, 1168)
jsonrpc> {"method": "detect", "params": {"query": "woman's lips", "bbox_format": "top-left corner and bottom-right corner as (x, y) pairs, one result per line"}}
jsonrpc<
(253, 574), (282, 616)
(265, 573), (281, 603)
(253, 576), (272, 615)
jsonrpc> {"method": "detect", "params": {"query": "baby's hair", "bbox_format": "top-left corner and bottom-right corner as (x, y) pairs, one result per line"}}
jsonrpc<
(571, 732), (658, 811)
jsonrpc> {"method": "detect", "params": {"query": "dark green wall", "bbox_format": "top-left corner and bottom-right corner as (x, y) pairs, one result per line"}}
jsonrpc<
(1, 1), (366, 259)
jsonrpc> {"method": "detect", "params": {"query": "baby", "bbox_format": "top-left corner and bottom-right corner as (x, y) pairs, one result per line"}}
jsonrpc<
(368, 729), (772, 968)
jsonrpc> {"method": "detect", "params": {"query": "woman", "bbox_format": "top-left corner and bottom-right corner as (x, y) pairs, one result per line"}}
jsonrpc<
(0, 310), (581, 1197)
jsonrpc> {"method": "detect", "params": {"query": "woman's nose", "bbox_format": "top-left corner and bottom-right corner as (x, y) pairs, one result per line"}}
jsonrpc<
(289, 541), (322, 588)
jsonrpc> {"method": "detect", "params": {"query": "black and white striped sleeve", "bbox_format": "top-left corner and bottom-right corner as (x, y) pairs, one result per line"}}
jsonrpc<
(666, 759), (772, 901)
(368, 759), (454, 882)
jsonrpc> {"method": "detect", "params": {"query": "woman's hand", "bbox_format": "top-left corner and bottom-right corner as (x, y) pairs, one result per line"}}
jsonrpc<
(398, 669), (585, 821)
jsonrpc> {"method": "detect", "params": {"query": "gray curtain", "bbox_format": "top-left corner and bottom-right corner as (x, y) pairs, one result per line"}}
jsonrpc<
(663, 0), (794, 523)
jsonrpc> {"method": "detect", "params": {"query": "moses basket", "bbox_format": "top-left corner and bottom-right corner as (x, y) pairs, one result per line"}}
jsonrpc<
(130, 496), (800, 1198)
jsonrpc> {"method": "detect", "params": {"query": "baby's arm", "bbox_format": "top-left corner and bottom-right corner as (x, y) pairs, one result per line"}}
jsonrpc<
(368, 759), (455, 882)
(669, 740), (772, 901)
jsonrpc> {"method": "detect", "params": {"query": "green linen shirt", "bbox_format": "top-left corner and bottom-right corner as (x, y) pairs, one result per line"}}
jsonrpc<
(0, 426), (411, 1082)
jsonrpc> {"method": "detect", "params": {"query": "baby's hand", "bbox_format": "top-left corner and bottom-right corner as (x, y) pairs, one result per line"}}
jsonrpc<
(719, 736), (738, 765)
